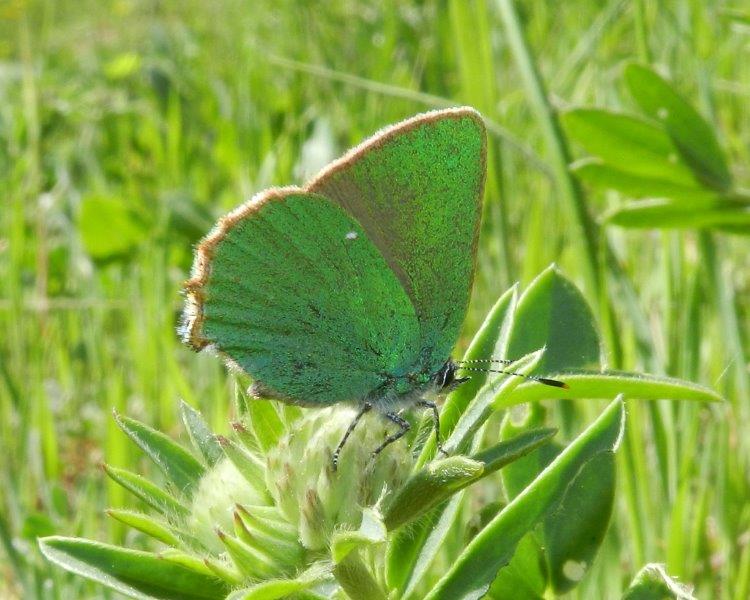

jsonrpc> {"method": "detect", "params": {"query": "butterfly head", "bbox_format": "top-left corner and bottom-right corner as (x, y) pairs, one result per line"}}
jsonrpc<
(434, 360), (470, 393)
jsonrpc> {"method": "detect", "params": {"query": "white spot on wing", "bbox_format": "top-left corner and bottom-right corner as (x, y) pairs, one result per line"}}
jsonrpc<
(345, 231), (358, 240)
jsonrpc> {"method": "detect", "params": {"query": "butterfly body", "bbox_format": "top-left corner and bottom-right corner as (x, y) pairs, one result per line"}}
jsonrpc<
(182, 108), (486, 435)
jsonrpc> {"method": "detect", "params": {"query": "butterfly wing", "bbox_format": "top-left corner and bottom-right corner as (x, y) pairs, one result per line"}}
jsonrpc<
(307, 107), (487, 373)
(183, 189), (421, 406)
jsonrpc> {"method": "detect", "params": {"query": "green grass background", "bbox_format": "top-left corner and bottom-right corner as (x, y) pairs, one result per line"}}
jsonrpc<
(1, 0), (749, 597)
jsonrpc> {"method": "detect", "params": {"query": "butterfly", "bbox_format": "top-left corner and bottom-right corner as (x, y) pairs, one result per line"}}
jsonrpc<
(182, 107), (512, 468)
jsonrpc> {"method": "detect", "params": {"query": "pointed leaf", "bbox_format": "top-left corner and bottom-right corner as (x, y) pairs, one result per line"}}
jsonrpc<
(333, 552), (388, 600)
(572, 160), (718, 204)
(383, 457), (483, 531)
(245, 399), (286, 453)
(217, 529), (278, 579)
(506, 266), (601, 375)
(544, 451), (616, 593)
(103, 465), (189, 519)
(385, 428), (555, 531)
(505, 370), (724, 407)
(39, 537), (228, 600)
(106, 510), (182, 547)
(332, 507), (387, 563)
(622, 563), (696, 599)
(217, 436), (267, 492)
(424, 399), (625, 599)
(472, 428), (557, 475)
(562, 108), (696, 185)
(604, 200), (750, 230)
(488, 533), (547, 599)
(624, 63), (731, 192)
(115, 412), (205, 497)
(179, 401), (223, 467)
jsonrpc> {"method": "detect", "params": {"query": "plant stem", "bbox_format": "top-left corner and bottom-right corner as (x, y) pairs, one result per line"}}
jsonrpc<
(496, 0), (601, 301)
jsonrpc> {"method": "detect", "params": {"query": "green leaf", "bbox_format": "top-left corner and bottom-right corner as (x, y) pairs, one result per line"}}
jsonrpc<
(245, 399), (286, 453)
(39, 537), (228, 600)
(226, 578), (327, 600)
(505, 370), (724, 407)
(179, 401), (223, 467)
(572, 160), (718, 204)
(217, 436), (266, 491)
(624, 63), (732, 192)
(445, 350), (545, 454)
(331, 507), (387, 563)
(383, 457), (484, 531)
(333, 552), (388, 600)
(621, 563), (696, 599)
(499, 407), (559, 501)
(603, 200), (750, 230)
(114, 411), (206, 497)
(232, 509), (303, 565)
(562, 108), (696, 185)
(20, 513), (56, 539)
(79, 195), (146, 260)
(217, 529), (278, 579)
(387, 343), (542, 593)
(424, 399), (625, 599)
(506, 265), (601, 374)
(106, 510), (182, 547)
(399, 496), (464, 600)
(544, 451), (616, 593)
(472, 428), (557, 475)
(103, 464), (189, 519)
(384, 428), (555, 531)
(488, 533), (547, 599)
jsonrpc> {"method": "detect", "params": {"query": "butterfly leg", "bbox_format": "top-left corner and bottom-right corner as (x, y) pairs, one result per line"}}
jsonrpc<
(417, 400), (448, 457)
(370, 412), (411, 463)
(332, 403), (372, 472)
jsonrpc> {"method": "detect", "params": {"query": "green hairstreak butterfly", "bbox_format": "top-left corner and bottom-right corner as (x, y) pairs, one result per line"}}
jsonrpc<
(181, 107), (563, 468)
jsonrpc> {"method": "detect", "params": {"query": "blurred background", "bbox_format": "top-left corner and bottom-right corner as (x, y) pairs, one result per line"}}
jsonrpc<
(1, 0), (749, 597)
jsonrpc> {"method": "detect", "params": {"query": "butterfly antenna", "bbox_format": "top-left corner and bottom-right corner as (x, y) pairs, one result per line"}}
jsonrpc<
(456, 358), (516, 366)
(457, 365), (569, 389)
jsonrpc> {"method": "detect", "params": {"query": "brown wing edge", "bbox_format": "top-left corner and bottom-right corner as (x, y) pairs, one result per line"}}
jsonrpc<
(307, 106), (486, 195)
(180, 185), (305, 351)
(181, 107), (487, 361)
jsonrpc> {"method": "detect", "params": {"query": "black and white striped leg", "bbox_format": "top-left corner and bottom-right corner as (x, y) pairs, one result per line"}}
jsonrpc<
(370, 412), (411, 462)
(332, 403), (372, 472)
(417, 400), (448, 457)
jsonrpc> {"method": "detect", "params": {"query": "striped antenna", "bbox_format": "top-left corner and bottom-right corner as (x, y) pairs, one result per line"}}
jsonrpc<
(457, 358), (515, 365)
(456, 361), (569, 389)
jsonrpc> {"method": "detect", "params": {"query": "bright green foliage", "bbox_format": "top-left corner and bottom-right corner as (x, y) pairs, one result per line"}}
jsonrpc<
(3, 2), (747, 598)
(79, 196), (147, 260)
(39, 274), (718, 599)
(563, 64), (750, 232)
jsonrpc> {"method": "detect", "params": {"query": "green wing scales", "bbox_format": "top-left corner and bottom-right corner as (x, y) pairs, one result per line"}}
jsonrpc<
(182, 108), (486, 406)
(308, 108), (486, 374)
(183, 190), (421, 406)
